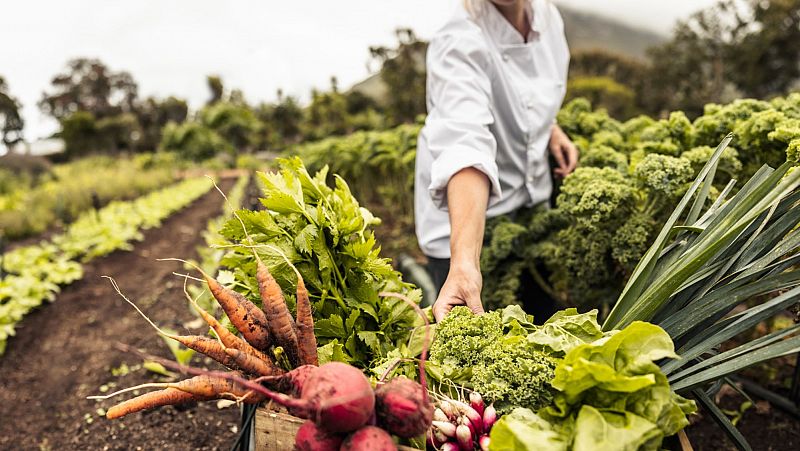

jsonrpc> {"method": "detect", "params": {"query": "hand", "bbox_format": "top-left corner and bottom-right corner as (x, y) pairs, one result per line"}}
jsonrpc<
(549, 124), (579, 178)
(432, 263), (485, 322)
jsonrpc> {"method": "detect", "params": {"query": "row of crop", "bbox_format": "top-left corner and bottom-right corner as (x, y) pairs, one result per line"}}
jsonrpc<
(0, 177), (214, 354)
(187, 174), (250, 315)
(290, 124), (419, 221)
(288, 92), (800, 312)
(0, 154), (179, 241)
(481, 93), (800, 311)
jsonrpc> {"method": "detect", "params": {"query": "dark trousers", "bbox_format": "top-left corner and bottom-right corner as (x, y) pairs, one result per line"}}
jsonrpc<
(424, 203), (560, 324)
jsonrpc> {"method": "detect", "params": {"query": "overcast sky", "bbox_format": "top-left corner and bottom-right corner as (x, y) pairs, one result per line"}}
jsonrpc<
(1, 0), (717, 141)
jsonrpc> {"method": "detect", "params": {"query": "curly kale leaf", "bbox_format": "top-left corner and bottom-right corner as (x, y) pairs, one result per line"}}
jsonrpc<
(557, 167), (637, 227)
(581, 145), (629, 173)
(633, 154), (694, 199)
(430, 306), (557, 412)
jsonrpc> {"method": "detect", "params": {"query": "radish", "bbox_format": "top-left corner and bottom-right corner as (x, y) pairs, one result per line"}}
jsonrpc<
(479, 434), (491, 451)
(440, 443), (460, 451)
(374, 378), (434, 438)
(434, 408), (450, 423)
(469, 392), (485, 417)
(459, 415), (476, 438)
(432, 420), (457, 438)
(426, 428), (447, 448)
(452, 399), (483, 435)
(341, 425), (397, 451)
(456, 424), (473, 451)
(294, 420), (343, 451)
(439, 400), (457, 419)
(482, 404), (497, 431)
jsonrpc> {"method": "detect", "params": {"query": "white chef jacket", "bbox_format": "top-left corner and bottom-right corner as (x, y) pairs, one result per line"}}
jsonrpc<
(414, 0), (570, 259)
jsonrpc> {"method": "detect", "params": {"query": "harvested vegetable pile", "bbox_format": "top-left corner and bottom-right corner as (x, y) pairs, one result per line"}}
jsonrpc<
(427, 306), (695, 450)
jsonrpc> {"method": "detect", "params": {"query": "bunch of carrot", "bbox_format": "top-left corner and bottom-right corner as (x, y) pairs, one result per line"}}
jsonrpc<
(94, 252), (318, 419)
(95, 264), (436, 451)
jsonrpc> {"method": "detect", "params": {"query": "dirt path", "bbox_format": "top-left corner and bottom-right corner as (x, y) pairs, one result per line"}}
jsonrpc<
(0, 181), (242, 450)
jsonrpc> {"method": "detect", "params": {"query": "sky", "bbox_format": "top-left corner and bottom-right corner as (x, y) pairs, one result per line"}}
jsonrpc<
(1, 0), (718, 142)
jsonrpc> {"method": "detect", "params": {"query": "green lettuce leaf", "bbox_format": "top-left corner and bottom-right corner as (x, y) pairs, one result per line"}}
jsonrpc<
(572, 406), (662, 451)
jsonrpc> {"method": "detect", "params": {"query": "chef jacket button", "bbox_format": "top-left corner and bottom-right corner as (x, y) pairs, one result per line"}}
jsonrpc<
(502, 53), (509, 61)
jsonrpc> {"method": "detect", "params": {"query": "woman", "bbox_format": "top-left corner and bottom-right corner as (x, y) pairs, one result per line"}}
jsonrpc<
(414, 0), (578, 322)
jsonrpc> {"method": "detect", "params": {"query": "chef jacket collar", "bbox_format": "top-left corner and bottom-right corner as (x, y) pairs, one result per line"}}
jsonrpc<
(484, 0), (542, 46)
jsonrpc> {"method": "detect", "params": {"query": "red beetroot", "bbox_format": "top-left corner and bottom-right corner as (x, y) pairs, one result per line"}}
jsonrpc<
(299, 362), (375, 433)
(374, 378), (434, 438)
(209, 362), (373, 434)
(341, 426), (397, 451)
(294, 420), (343, 451)
(256, 364), (317, 397)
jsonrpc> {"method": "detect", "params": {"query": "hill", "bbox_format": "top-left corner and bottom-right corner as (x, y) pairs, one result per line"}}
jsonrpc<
(349, 6), (666, 101)
(559, 5), (665, 59)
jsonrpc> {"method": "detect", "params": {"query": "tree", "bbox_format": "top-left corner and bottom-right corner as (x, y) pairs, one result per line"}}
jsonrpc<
(59, 111), (99, 158)
(645, 0), (800, 117)
(0, 76), (24, 149)
(134, 96), (189, 151)
(200, 101), (261, 152)
(271, 90), (303, 143)
(369, 28), (427, 125)
(303, 79), (350, 141)
(207, 75), (224, 105)
(727, 0), (800, 99)
(39, 58), (138, 121)
(566, 76), (637, 119)
(159, 121), (232, 161)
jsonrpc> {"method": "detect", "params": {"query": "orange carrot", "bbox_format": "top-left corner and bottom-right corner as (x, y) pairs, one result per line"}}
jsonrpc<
(294, 276), (318, 366)
(204, 274), (272, 351)
(181, 279), (274, 366)
(161, 258), (272, 351)
(256, 258), (301, 367)
(104, 376), (266, 419)
(225, 347), (284, 377)
(167, 374), (266, 402)
(106, 388), (200, 419)
(103, 276), (241, 371)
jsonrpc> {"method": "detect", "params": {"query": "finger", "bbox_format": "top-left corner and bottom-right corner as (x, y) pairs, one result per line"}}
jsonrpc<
(433, 303), (446, 323)
(566, 144), (579, 173)
(551, 145), (567, 172)
(469, 302), (485, 315)
(433, 301), (455, 323)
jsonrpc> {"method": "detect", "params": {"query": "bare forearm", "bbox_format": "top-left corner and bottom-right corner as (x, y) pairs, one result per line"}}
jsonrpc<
(447, 167), (490, 270)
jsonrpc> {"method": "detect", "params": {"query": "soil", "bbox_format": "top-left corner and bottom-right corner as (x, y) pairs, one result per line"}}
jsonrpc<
(0, 180), (243, 450)
(680, 353), (800, 451)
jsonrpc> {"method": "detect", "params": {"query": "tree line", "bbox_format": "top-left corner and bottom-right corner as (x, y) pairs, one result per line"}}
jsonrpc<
(1, 0), (798, 162)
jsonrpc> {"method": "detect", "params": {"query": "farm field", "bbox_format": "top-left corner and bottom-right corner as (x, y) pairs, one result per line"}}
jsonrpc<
(2, 1), (800, 450)
(0, 178), (240, 450)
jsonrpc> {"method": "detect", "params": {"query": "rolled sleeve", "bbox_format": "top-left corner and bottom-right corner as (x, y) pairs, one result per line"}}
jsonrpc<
(423, 30), (502, 210)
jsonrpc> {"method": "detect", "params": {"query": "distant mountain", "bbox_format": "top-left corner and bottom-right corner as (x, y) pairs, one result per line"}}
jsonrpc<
(349, 7), (667, 101)
(558, 5), (666, 59)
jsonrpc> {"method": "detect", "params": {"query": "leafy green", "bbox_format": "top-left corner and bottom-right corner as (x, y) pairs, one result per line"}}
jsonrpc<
(481, 93), (800, 313)
(489, 408), (570, 451)
(219, 157), (420, 368)
(489, 322), (695, 451)
(0, 177), (213, 354)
